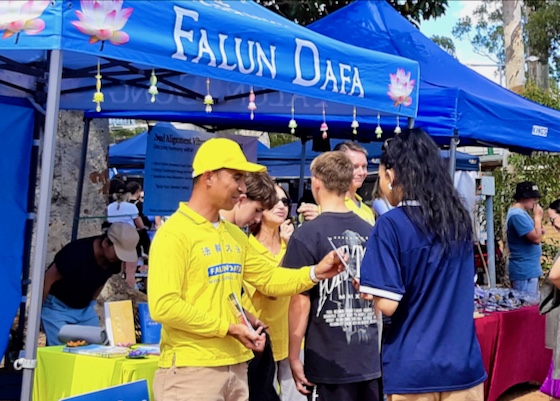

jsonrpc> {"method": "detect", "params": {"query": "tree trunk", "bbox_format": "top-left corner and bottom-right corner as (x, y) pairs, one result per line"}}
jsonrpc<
(502, 0), (525, 92)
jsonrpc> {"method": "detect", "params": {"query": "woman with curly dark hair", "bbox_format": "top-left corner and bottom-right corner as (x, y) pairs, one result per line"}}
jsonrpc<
(360, 128), (486, 400)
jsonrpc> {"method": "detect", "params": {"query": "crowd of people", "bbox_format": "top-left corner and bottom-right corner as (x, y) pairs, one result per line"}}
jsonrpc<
(44, 127), (560, 401)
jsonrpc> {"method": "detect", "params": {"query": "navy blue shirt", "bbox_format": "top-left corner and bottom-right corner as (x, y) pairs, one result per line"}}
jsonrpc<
(506, 207), (542, 281)
(360, 207), (486, 394)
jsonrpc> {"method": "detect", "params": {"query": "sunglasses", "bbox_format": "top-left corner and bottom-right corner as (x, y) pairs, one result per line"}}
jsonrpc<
(279, 197), (292, 207)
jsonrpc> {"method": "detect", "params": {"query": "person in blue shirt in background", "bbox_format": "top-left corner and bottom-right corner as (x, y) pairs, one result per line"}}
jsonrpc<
(359, 129), (486, 401)
(506, 181), (543, 295)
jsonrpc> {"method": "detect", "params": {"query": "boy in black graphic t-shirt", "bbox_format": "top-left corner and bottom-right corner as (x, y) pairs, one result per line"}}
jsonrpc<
(284, 152), (380, 401)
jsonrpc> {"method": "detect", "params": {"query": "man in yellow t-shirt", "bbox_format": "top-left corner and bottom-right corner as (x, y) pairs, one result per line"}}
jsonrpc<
(297, 141), (375, 225)
(148, 138), (346, 401)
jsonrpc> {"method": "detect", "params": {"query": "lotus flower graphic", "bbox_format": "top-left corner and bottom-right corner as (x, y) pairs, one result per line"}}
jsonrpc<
(0, 1), (50, 43)
(72, 0), (133, 51)
(388, 68), (415, 107)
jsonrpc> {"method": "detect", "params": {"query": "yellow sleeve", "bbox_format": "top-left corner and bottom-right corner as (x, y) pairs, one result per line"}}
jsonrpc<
(243, 241), (315, 297)
(241, 281), (258, 316)
(147, 230), (229, 338)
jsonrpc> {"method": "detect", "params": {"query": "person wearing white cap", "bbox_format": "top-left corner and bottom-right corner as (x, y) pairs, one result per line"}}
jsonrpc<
(41, 223), (139, 345)
(148, 138), (347, 401)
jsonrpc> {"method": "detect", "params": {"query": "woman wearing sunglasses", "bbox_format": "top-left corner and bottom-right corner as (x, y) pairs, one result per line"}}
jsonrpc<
(242, 185), (303, 401)
(360, 129), (486, 400)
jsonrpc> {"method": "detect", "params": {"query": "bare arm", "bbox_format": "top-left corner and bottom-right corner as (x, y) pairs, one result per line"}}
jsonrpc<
(549, 257), (560, 288)
(92, 285), (104, 301)
(43, 263), (62, 304)
(525, 204), (544, 244)
(133, 216), (145, 230)
(374, 297), (399, 317)
(288, 293), (314, 395)
(361, 292), (399, 317)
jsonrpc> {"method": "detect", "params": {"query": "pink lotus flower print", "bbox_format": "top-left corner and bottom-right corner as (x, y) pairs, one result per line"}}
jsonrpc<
(388, 68), (416, 107)
(0, 1), (50, 43)
(72, 0), (133, 51)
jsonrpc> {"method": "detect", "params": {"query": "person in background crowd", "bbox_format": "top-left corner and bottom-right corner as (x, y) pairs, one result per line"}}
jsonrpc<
(242, 185), (303, 401)
(41, 223), (138, 345)
(107, 180), (145, 288)
(285, 151), (380, 401)
(220, 172), (277, 230)
(296, 141), (374, 225)
(127, 181), (152, 230)
(541, 199), (560, 398)
(360, 129), (486, 400)
(506, 181), (543, 295)
(372, 175), (393, 218)
(127, 181), (152, 265)
(148, 138), (346, 401)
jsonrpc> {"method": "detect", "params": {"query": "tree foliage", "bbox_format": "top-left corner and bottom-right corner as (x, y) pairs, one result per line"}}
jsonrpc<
(431, 35), (456, 57)
(524, 0), (560, 78)
(492, 82), (560, 270)
(269, 133), (299, 148)
(255, 0), (449, 26)
(110, 127), (145, 144)
(452, 0), (504, 64)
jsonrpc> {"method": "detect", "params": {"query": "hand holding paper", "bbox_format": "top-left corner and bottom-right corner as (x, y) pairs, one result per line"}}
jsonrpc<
(314, 249), (348, 281)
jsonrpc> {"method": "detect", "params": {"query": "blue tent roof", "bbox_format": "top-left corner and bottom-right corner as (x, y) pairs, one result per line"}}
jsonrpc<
(308, 0), (560, 153)
(109, 132), (148, 167)
(0, 0), (419, 119)
(258, 141), (479, 178)
(110, 133), (479, 176)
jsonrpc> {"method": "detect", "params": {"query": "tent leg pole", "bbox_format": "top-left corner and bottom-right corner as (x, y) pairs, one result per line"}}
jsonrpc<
(297, 138), (307, 202)
(485, 195), (496, 288)
(19, 50), (63, 401)
(448, 130), (458, 179)
(71, 117), (92, 241)
(16, 114), (44, 342)
(407, 117), (415, 129)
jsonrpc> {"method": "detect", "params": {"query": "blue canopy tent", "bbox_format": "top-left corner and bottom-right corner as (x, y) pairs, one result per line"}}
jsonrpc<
(0, 2), (419, 399)
(0, 96), (34, 386)
(109, 132), (148, 169)
(307, 0), (560, 153)
(258, 141), (479, 179)
(109, 134), (480, 178)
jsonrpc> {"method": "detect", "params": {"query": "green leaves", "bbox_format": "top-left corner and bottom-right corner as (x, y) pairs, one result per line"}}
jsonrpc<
(255, 0), (449, 26)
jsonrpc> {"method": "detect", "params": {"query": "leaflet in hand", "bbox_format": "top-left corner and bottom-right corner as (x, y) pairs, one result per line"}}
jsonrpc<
(227, 293), (254, 332)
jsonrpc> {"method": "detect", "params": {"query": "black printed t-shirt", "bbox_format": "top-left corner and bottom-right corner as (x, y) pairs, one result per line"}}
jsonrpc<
(283, 212), (380, 384)
(49, 237), (121, 309)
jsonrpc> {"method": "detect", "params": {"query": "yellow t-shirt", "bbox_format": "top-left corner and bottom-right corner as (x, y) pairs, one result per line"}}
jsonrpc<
(345, 194), (375, 225)
(147, 203), (315, 368)
(242, 236), (289, 362)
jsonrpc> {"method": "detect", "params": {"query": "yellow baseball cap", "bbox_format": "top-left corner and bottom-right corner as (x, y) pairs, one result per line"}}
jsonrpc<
(192, 138), (266, 178)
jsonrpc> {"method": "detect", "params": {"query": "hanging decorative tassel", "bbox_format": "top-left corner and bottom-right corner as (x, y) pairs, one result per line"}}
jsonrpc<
(394, 116), (402, 134)
(93, 59), (104, 112)
(148, 69), (158, 103)
(351, 106), (359, 135)
(204, 78), (214, 113)
(320, 102), (328, 139)
(288, 95), (298, 134)
(248, 86), (257, 120)
(375, 113), (383, 139)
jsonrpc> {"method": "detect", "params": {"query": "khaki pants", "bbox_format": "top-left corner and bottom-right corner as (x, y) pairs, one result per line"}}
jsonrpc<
(388, 383), (484, 401)
(153, 363), (249, 401)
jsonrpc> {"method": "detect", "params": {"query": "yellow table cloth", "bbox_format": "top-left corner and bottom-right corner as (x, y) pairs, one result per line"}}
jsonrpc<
(32, 346), (158, 401)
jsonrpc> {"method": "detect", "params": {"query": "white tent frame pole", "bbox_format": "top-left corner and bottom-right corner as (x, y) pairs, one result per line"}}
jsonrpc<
(448, 130), (459, 178)
(19, 49), (63, 401)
